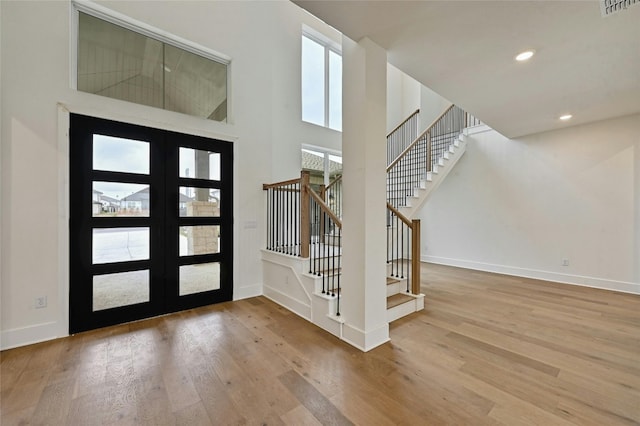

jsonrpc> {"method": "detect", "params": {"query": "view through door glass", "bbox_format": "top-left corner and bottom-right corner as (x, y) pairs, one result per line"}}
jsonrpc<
(69, 114), (233, 333)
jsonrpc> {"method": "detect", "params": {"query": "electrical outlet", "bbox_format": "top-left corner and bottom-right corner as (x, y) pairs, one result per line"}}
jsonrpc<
(562, 258), (570, 266)
(35, 296), (47, 309)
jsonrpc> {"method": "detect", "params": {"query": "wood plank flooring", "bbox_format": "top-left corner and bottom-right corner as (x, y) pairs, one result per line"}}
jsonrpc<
(2, 263), (639, 425)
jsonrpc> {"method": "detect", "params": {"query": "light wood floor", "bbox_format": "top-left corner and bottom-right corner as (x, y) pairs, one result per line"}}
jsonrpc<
(2, 263), (639, 425)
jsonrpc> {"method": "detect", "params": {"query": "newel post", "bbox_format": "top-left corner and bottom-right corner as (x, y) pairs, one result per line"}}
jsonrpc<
(411, 219), (421, 295)
(300, 171), (310, 258)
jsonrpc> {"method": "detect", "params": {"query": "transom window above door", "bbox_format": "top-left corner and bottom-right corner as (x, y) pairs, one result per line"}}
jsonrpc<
(74, 3), (229, 122)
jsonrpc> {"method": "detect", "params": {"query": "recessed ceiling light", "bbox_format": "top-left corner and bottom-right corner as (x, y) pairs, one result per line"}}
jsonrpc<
(559, 114), (573, 121)
(515, 50), (535, 61)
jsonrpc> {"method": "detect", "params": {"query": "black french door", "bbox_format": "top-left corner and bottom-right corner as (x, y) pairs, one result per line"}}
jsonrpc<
(69, 114), (233, 333)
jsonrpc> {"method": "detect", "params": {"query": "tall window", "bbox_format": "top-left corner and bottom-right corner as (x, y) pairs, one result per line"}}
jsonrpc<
(302, 33), (342, 131)
(76, 8), (228, 122)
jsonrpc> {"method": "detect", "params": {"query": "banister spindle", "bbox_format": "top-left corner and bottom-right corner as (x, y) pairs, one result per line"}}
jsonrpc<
(400, 219), (404, 279)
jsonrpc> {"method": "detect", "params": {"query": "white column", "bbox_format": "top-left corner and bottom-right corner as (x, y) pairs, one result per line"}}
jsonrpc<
(340, 36), (389, 351)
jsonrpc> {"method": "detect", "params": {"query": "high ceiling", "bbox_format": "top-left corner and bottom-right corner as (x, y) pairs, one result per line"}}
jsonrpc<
(293, 1), (640, 138)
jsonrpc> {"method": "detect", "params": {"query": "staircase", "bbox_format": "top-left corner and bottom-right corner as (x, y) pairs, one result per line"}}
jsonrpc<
(387, 104), (469, 218)
(261, 104), (476, 344)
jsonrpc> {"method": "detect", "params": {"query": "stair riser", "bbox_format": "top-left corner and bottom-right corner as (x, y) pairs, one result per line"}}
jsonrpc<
(305, 271), (341, 295)
(387, 281), (404, 297)
(387, 294), (425, 322)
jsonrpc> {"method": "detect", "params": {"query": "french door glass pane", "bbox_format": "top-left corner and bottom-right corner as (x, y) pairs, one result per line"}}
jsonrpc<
(92, 182), (149, 217)
(93, 134), (150, 174)
(93, 227), (150, 264)
(179, 262), (220, 295)
(179, 187), (220, 217)
(93, 270), (149, 311)
(179, 148), (220, 180)
(179, 225), (220, 256)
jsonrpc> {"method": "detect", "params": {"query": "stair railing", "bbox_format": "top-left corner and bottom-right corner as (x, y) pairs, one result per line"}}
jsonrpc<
(465, 112), (483, 128)
(386, 203), (421, 295)
(307, 184), (342, 315)
(320, 174), (342, 219)
(386, 104), (467, 209)
(263, 171), (310, 257)
(387, 109), (420, 166)
(263, 172), (342, 315)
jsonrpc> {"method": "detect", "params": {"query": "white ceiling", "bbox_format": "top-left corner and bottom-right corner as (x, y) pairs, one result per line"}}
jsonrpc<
(293, 0), (640, 138)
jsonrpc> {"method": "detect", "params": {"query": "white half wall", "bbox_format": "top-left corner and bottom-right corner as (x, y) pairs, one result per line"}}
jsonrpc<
(420, 114), (640, 294)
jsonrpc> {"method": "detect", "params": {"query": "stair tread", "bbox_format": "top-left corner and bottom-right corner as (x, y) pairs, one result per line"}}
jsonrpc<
(316, 287), (341, 296)
(387, 277), (400, 285)
(314, 267), (342, 275)
(387, 293), (414, 309)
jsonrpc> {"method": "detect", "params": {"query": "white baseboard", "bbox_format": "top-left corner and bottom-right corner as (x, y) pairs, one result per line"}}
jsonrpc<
(1, 321), (67, 351)
(233, 283), (263, 301)
(421, 255), (640, 295)
(263, 286), (311, 321)
(2, 282), (261, 351)
(341, 322), (389, 352)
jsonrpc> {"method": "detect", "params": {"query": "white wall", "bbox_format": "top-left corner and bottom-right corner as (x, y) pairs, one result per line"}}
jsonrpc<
(267, 1), (342, 182)
(386, 64), (420, 133)
(420, 85), (451, 132)
(420, 114), (640, 294)
(0, 0), (340, 349)
(386, 64), (451, 135)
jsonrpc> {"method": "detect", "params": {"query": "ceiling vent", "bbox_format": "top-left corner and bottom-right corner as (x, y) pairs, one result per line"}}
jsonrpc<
(600, 0), (639, 16)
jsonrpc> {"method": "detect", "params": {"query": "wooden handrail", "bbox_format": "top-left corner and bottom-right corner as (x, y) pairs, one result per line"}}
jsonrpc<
(265, 187), (300, 193)
(387, 108), (420, 138)
(386, 104), (454, 172)
(262, 177), (301, 190)
(386, 202), (412, 227)
(307, 184), (342, 229)
(325, 174), (342, 192)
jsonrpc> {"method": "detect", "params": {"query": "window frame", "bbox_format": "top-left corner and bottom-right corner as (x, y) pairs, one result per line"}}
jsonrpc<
(70, 0), (232, 122)
(301, 27), (342, 131)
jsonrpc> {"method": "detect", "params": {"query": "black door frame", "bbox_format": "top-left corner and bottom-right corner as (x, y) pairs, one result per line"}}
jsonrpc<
(69, 114), (233, 333)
